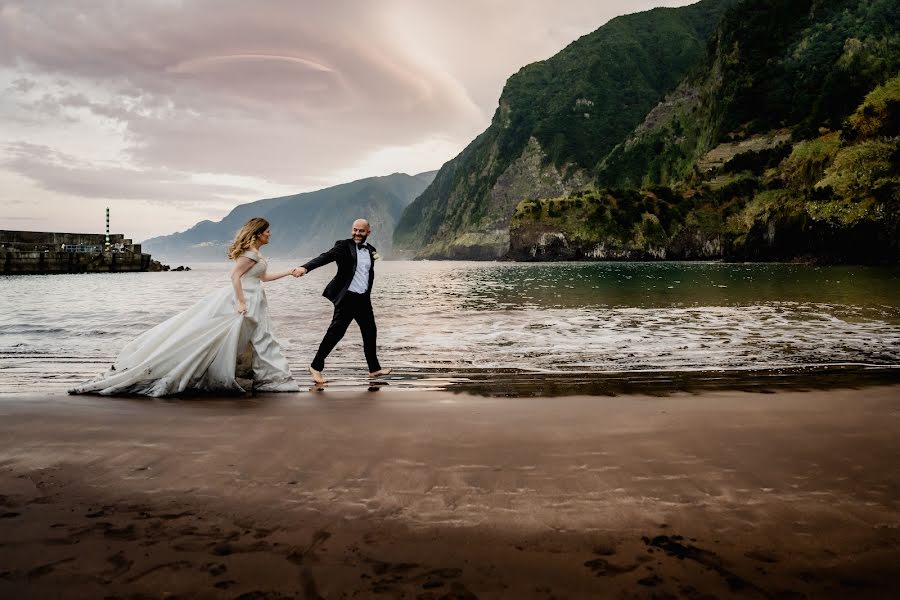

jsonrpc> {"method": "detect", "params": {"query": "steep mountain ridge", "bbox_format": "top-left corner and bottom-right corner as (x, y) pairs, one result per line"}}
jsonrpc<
(599, 0), (900, 187)
(393, 0), (736, 259)
(511, 0), (899, 263)
(397, 0), (899, 263)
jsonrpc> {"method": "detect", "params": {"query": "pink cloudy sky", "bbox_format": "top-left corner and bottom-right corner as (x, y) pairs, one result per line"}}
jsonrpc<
(0, 0), (695, 241)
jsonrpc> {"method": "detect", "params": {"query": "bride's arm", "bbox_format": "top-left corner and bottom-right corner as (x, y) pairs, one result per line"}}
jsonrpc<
(230, 256), (256, 314)
(261, 269), (294, 283)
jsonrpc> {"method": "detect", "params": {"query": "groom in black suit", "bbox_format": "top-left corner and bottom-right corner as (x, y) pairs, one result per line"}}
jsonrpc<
(293, 219), (391, 384)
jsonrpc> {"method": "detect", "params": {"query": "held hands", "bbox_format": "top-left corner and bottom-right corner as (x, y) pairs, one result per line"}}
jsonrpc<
(290, 267), (307, 278)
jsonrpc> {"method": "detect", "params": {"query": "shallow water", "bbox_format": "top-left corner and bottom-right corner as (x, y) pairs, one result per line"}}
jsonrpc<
(1, 260), (898, 395)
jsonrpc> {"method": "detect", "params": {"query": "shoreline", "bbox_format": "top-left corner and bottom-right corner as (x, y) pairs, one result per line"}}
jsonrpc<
(1, 363), (897, 400)
(1, 386), (899, 598)
(428, 363), (900, 397)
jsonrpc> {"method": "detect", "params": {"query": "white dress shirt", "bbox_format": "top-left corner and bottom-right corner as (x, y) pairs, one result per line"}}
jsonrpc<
(348, 242), (371, 293)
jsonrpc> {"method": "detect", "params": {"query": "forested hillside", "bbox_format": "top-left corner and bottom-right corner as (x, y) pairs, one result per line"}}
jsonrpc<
(397, 0), (899, 263)
(393, 0), (736, 259)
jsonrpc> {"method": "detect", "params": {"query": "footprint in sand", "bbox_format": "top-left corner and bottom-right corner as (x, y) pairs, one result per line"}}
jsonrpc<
(423, 568), (463, 579)
(102, 524), (138, 541)
(124, 560), (193, 584)
(637, 573), (664, 587)
(103, 551), (133, 578)
(286, 529), (332, 565)
(203, 562), (228, 576)
(253, 527), (276, 539)
(592, 543), (617, 556)
(641, 533), (769, 595)
(364, 560), (468, 596)
(583, 557), (638, 577)
(583, 542), (637, 577)
(211, 543), (234, 556)
(26, 557), (75, 580)
(744, 549), (779, 564)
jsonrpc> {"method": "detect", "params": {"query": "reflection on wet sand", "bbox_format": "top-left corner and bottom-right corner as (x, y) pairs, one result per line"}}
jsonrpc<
(284, 363), (899, 397)
(438, 364), (900, 397)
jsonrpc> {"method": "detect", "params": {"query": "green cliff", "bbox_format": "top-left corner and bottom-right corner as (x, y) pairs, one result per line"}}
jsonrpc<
(512, 0), (899, 263)
(397, 0), (899, 263)
(393, 0), (736, 259)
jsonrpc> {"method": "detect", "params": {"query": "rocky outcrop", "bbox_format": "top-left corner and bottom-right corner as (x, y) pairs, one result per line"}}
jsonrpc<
(509, 217), (725, 262)
(726, 209), (899, 264)
(695, 131), (793, 173)
(508, 192), (898, 264)
(509, 226), (668, 261)
(416, 138), (592, 259)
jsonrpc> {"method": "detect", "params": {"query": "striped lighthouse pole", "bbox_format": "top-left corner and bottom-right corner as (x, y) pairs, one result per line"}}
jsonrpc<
(105, 207), (110, 250)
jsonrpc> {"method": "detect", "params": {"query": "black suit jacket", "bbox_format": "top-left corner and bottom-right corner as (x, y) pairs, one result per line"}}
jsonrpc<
(301, 239), (376, 305)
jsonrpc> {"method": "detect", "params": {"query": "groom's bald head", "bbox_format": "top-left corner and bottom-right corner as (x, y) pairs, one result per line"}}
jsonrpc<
(351, 219), (371, 243)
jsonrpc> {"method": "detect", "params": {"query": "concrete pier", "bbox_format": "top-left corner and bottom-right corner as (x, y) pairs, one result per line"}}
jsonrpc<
(1, 230), (157, 274)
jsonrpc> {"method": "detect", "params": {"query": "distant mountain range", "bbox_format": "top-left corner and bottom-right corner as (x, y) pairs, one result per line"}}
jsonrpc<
(142, 171), (437, 261)
(393, 0), (899, 263)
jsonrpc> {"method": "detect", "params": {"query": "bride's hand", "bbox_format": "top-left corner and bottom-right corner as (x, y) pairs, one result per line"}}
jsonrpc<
(237, 301), (248, 315)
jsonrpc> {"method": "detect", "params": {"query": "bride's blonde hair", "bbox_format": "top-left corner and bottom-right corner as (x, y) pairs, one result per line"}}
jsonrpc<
(228, 217), (269, 260)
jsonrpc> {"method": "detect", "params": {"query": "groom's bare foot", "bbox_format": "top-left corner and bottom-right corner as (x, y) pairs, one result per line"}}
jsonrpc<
(308, 366), (327, 384)
(368, 368), (392, 378)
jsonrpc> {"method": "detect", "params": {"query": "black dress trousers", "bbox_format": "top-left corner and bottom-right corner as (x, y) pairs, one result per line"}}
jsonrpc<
(311, 291), (380, 373)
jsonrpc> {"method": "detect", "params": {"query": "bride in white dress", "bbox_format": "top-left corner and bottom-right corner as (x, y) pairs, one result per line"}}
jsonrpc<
(70, 217), (300, 397)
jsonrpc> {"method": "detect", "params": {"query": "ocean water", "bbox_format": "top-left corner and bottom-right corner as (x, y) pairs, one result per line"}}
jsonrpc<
(1, 260), (898, 395)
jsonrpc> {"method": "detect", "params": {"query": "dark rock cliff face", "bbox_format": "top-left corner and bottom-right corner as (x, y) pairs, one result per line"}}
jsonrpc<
(508, 222), (724, 262)
(508, 205), (899, 264)
(398, 138), (593, 260)
(727, 214), (900, 264)
(667, 227), (725, 261)
(507, 154), (899, 264)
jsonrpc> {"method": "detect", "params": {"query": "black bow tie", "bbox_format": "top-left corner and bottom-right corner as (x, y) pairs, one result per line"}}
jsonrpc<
(356, 243), (366, 250)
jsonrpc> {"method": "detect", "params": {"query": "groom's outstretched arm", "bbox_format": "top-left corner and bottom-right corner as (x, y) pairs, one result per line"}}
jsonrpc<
(298, 240), (343, 275)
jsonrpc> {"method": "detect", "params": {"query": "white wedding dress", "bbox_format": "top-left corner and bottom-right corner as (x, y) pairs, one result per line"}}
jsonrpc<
(69, 249), (300, 397)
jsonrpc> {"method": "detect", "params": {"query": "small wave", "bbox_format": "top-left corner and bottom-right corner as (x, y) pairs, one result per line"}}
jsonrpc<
(0, 325), (66, 335)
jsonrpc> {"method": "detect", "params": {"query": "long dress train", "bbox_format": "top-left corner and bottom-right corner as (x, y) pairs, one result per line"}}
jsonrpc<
(69, 249), (299, 397)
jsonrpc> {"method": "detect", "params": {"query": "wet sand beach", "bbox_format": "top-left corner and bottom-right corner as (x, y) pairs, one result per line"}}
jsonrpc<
(1, 386), (899, 599)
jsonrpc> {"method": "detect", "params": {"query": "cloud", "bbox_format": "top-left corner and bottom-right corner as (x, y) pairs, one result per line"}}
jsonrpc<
(0, 0), (697, 235)
(3, 141), (258, 203)
(9, 77), (34, 92)
(0, 0), (487, 185)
